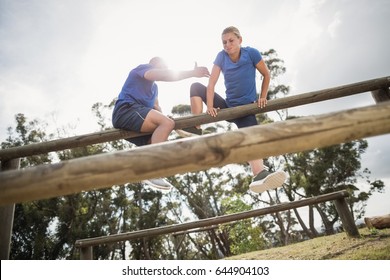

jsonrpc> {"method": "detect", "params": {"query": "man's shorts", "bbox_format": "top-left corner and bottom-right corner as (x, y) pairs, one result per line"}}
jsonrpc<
(112, 102), (152, 146)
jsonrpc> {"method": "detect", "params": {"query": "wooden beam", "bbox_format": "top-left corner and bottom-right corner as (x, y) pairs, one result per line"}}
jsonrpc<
(0, 102), (389, 206)
(364, 214), (390, 230)
(75, 191), (350, 248)
(1, 76), (389, 161)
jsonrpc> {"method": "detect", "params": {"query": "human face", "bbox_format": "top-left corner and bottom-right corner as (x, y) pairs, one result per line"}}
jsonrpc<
(222, 32), (242, 57)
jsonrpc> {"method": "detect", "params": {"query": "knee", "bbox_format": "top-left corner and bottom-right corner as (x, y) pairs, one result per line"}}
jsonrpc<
(164, 116), (175, 131)
(190, 82), (206, 98)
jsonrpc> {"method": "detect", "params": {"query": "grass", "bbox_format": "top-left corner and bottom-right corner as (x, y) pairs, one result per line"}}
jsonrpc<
(226, 227), (390, 260)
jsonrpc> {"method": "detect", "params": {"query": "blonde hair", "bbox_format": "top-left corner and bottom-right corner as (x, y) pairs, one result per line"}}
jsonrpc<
(222, 26), (242, 39)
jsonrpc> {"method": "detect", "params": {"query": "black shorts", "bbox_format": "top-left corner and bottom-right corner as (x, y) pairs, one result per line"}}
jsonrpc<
(112, 102), (152, 146)
(190, 82), (258, 128)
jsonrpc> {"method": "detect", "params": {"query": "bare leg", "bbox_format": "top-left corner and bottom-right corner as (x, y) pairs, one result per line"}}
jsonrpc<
(190, 96), (203, 114)
(140, 110), (175, 144)
(139, 110), (175, 190)
(190, 96), (203, 129)
(249, 159), (264, 176)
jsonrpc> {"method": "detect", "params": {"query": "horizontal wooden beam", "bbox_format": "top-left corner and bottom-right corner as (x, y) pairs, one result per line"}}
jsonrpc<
(364, 214), (390, 229)
(75, 191), (349, 248)
(0, 102), (389, 206)
(1, 76), (389, 161)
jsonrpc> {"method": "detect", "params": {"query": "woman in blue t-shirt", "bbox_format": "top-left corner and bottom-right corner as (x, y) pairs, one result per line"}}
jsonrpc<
(189, 26), (287, 193)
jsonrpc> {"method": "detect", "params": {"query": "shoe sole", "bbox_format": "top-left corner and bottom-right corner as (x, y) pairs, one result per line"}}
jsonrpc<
(175, 129), (197, 138)
(249, 171), (287, 193)
(142, 180), (173, 191)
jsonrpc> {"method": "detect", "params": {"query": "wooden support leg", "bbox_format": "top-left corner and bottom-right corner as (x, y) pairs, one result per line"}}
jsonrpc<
(0, 159), (20, 260)
(334, 197), (360, 238)
(371, 87), (390, 103)
(80, 246), (93, 260)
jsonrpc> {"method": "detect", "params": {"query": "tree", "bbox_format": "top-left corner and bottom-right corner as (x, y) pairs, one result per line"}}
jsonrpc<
(2, 114), (60, 259)
(221, 195), (266, 254)
(283, 140), (385, 236)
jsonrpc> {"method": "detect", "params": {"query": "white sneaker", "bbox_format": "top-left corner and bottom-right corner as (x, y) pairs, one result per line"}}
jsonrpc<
(249, 170), (287, 193)
(142, 178), (173, 191)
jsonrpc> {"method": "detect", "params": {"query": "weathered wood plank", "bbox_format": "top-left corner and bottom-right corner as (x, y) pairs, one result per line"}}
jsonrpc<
(0, 102), (389, 206)
(1, 76), (389, 161)
(364, 214), (390, 229)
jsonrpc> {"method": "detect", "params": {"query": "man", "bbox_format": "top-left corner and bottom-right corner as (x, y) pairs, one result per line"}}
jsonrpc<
(112, 57), (210, 190)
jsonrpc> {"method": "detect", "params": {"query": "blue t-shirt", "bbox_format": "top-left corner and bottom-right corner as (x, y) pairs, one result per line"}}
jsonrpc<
(214, 46), (262, 107)
(116, 64), (158, 108)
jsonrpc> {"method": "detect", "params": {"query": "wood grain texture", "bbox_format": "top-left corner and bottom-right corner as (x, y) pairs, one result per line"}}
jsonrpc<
(0, 102), (389, 205)
(1, 76), (389, 161)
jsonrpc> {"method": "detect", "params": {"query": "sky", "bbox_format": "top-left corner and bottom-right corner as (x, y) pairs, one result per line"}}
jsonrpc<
(0, 0), (389, 217)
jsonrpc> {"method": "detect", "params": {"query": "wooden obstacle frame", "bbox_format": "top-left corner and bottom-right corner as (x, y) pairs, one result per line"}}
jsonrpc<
(0, 76), (389, 259)
(75, 190), (356, 260)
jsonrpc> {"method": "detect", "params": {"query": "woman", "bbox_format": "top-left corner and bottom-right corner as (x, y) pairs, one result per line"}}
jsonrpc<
(189, 26), (286, 193)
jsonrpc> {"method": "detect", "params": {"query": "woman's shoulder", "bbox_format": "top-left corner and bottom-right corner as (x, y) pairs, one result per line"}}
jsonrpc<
(242, 47), (262, 63)
(214, 50), (227, 64)
(242, 46), (261, 54)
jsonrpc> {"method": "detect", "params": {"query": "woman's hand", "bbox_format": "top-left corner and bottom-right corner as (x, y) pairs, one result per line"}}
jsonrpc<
(207, 106), (219, 117)
(257, 97), (267, 108)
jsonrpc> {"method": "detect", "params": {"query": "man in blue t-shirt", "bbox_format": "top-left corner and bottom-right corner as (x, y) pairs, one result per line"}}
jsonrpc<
(113, 57), (209, 191)
(190, 26), (287, 193)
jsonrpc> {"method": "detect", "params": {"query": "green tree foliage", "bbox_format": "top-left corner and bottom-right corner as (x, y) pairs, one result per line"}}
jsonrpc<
(283, 140), (385, 235)
(1, 113), (53, 168)
(2, 114), (59, 259)
(167, 168), (269, 259)
(221, 195), (266, 254)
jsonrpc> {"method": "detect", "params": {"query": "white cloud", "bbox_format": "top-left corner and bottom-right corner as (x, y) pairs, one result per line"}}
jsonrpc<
(327, 11), (342, 38)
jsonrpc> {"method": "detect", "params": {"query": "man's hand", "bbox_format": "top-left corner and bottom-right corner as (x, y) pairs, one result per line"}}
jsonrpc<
(193, 62), (210, 78)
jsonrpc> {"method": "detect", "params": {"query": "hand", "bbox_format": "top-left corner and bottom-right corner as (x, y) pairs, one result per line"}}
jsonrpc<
(193, 62), (210, 78)
(257, 97), (267, 108)
(206, 106), (219, 117)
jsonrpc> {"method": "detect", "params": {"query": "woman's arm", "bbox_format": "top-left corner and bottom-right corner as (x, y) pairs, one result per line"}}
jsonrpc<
(206, 64), (221, 117)
(256, 59), (270, 108)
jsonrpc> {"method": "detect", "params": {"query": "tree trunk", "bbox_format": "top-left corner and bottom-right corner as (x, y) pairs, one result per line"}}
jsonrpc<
(364, 214), (390, 229)
(316, 204), (335, 235)
(308, 205), (319, 236)
(293, 207), (317, 238)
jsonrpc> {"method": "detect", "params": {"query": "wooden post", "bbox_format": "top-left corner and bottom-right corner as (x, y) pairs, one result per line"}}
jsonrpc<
(0, 102), (390, 206)
(371, 87), (390, 103)
(0, 158), (20, 260)
(364, 214), (390, 229)
(80, 246), (93, 260)
(334, 197), (360, 238)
